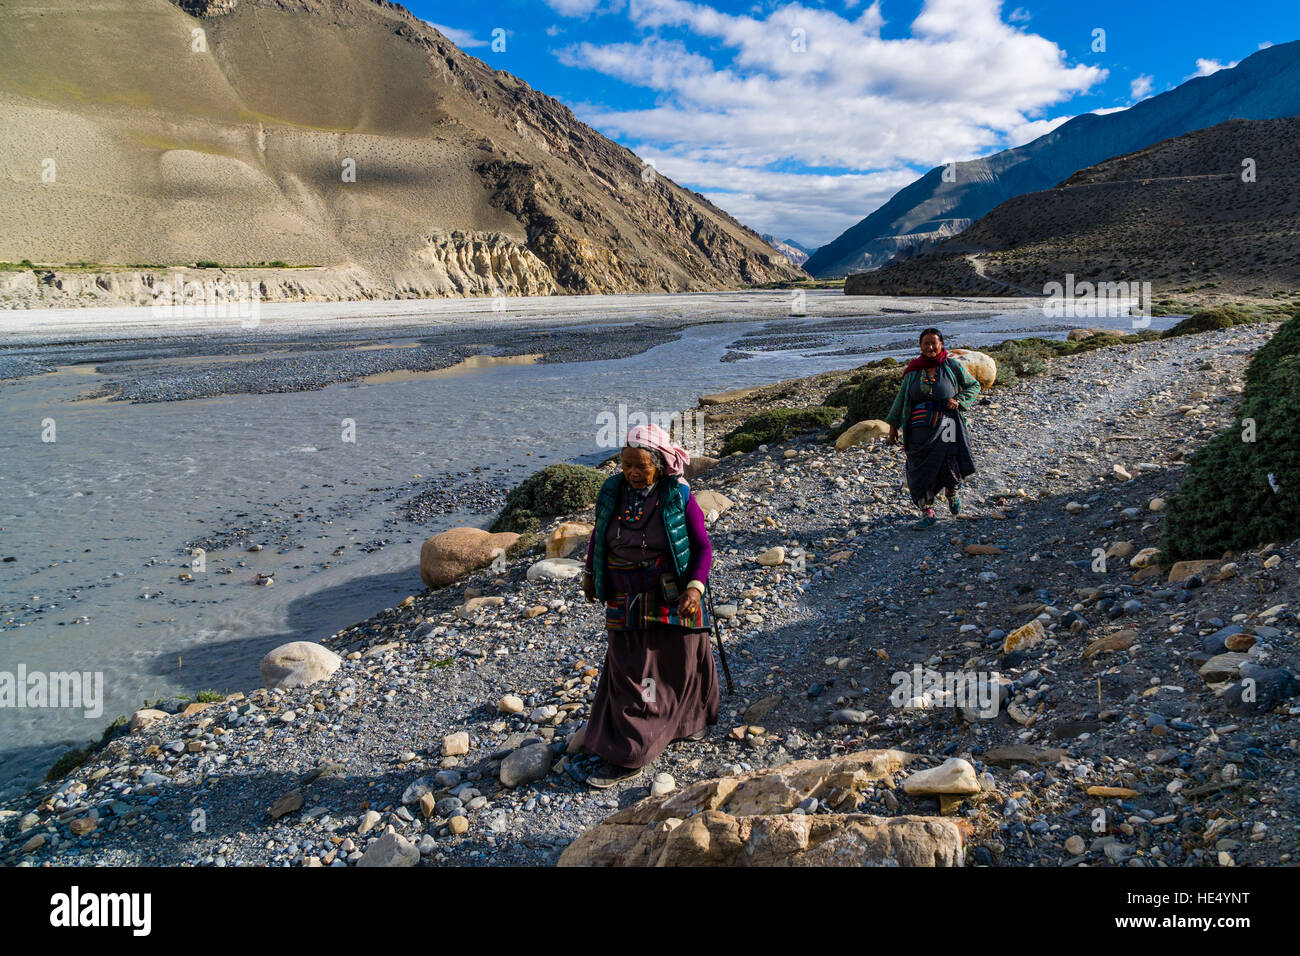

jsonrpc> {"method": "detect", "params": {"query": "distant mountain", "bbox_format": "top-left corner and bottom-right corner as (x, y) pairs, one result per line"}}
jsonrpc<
(806, 40), (1300, 278)
(761, 235), (814, 266)
(0, 0), (802, 305)
(843, 117), (1300, 301)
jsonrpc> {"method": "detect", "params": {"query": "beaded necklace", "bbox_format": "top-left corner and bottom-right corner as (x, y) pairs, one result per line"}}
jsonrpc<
(615, 480), (657, 556)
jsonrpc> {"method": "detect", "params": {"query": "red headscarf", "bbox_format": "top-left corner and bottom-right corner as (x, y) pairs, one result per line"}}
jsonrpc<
(904, 347), (949, 375)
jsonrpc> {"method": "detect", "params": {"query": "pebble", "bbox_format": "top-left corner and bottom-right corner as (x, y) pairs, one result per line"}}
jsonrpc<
(651, 772), (676, 796)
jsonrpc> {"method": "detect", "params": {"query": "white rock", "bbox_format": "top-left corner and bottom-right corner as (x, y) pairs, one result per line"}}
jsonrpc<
(903, 757), (981, 796)
(650, 772), (677, 797)
(526, 558), (585, 581)
(260, 641), (342, 690)
(356, 831), (419, 867)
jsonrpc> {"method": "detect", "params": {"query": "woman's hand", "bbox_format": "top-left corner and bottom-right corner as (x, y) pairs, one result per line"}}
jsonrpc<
(678, 588), (701, 620)
(945, 397), (960, 411)
(581, 572), (597, 602)
(887, 424), (899, 445)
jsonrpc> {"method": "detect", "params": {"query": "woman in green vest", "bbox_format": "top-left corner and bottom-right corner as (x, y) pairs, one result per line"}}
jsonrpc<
(885, 327), (981, 529)
(579, 423), (719, 788)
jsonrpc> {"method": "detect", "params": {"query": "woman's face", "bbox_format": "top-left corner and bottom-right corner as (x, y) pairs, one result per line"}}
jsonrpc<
(920, 333), (944, 358)
(621, 446), (658, 489)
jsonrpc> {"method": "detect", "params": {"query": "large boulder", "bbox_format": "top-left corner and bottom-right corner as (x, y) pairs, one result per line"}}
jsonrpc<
(835, 419), (890, 450)
(693, 490), (734, 520)
(558, 749), (964, 867)
(260, 641), (342, 690)
(949, 348), (996, 389)
(684, 455), (720, 479)
(419, 527), (519, 589)
(546, 522), (594, 559)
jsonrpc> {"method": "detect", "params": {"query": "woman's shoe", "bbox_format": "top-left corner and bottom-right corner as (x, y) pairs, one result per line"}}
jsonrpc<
(912, 514), (938, 530)
(680, 728), (707, 742)
(585, 760), (644, 789)
(947, 494), (961, 515)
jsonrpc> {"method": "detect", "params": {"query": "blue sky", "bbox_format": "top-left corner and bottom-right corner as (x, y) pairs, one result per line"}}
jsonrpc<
(408, 0), (1298, 247)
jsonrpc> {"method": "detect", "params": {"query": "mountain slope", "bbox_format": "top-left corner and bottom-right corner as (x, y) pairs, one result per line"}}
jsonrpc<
(842, 117), (1300, 301)
(0, 0), (803, 302)
(805, 40), (1300, 278)
(761, 234), (812, 266)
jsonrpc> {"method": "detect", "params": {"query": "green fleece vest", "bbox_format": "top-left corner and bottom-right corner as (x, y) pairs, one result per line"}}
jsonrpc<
(590, 473), (691, 602)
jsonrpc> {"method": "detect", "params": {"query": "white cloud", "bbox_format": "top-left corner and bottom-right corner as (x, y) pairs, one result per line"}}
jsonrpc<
(1091, 106), (1128, 116)
(1130, 74), (1154, 99)
(543, 0), (625, 16)
(1008, 6), (1031, 22)
(1259, 41), (1274, 50)
(425, 21), (487, 48)
(554, 0), (1106, 243)
(546, 24), (566, 37)
(1187, 57), (1240, 79)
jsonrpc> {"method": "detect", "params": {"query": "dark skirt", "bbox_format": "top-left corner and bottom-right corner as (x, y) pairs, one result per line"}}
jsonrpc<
(583, 624), (720, 769)
(905, 403), (976, 508)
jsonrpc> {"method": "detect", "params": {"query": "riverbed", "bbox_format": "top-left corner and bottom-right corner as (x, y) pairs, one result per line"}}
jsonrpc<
(0, 290), (1171, 799)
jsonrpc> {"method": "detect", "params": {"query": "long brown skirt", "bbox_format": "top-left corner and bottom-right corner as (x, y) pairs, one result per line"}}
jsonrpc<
(583, 625), (721, 769)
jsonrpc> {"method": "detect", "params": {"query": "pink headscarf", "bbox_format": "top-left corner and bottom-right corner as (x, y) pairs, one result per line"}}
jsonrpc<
(624, 423), (690, 477)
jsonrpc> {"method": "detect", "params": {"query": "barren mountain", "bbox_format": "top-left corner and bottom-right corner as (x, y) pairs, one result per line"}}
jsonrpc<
(0, 0), (802, 306)
(806, 39), (1300, 278)
(842, 117), (1300, 302)
(761, 235), (813, 267)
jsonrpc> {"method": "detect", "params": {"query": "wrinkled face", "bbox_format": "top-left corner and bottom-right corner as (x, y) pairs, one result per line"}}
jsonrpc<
(620, 446), (658, 489)
(920, 333), (944, 358)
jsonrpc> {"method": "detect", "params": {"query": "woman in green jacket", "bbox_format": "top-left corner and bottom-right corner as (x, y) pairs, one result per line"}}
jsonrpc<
(885, 327), (981, 529)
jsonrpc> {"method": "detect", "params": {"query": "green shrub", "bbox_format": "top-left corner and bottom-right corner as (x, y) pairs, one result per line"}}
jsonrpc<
(987, 339), (1050, 382)
(828, 369), (906, 437)
(824, 356), (898, 407)
(1163, 309), (1300, 561)
(46, 748), (89, 782)
(721, 406), (843, 455)
(490, 463), (604, 533)
(1163, 307), (1248, 337)
(44, 713), (130, 783)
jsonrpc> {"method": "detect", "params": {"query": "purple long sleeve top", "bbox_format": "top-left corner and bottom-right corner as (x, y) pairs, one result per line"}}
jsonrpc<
(584, 484), (713, 584)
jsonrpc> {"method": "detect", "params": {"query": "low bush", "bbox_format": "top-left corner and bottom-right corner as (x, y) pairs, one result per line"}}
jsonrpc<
(1163, 308), (1300, 561)
(489, 463), (605, 534)
(721, 406), (843, 455)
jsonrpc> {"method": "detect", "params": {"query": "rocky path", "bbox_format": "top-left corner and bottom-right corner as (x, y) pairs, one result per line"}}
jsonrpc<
(964, 254), (1043, 296)
(3, 324), (1297, 867)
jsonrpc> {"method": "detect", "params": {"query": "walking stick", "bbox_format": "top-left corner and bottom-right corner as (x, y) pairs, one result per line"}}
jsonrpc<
(705, 582), (734, 694)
